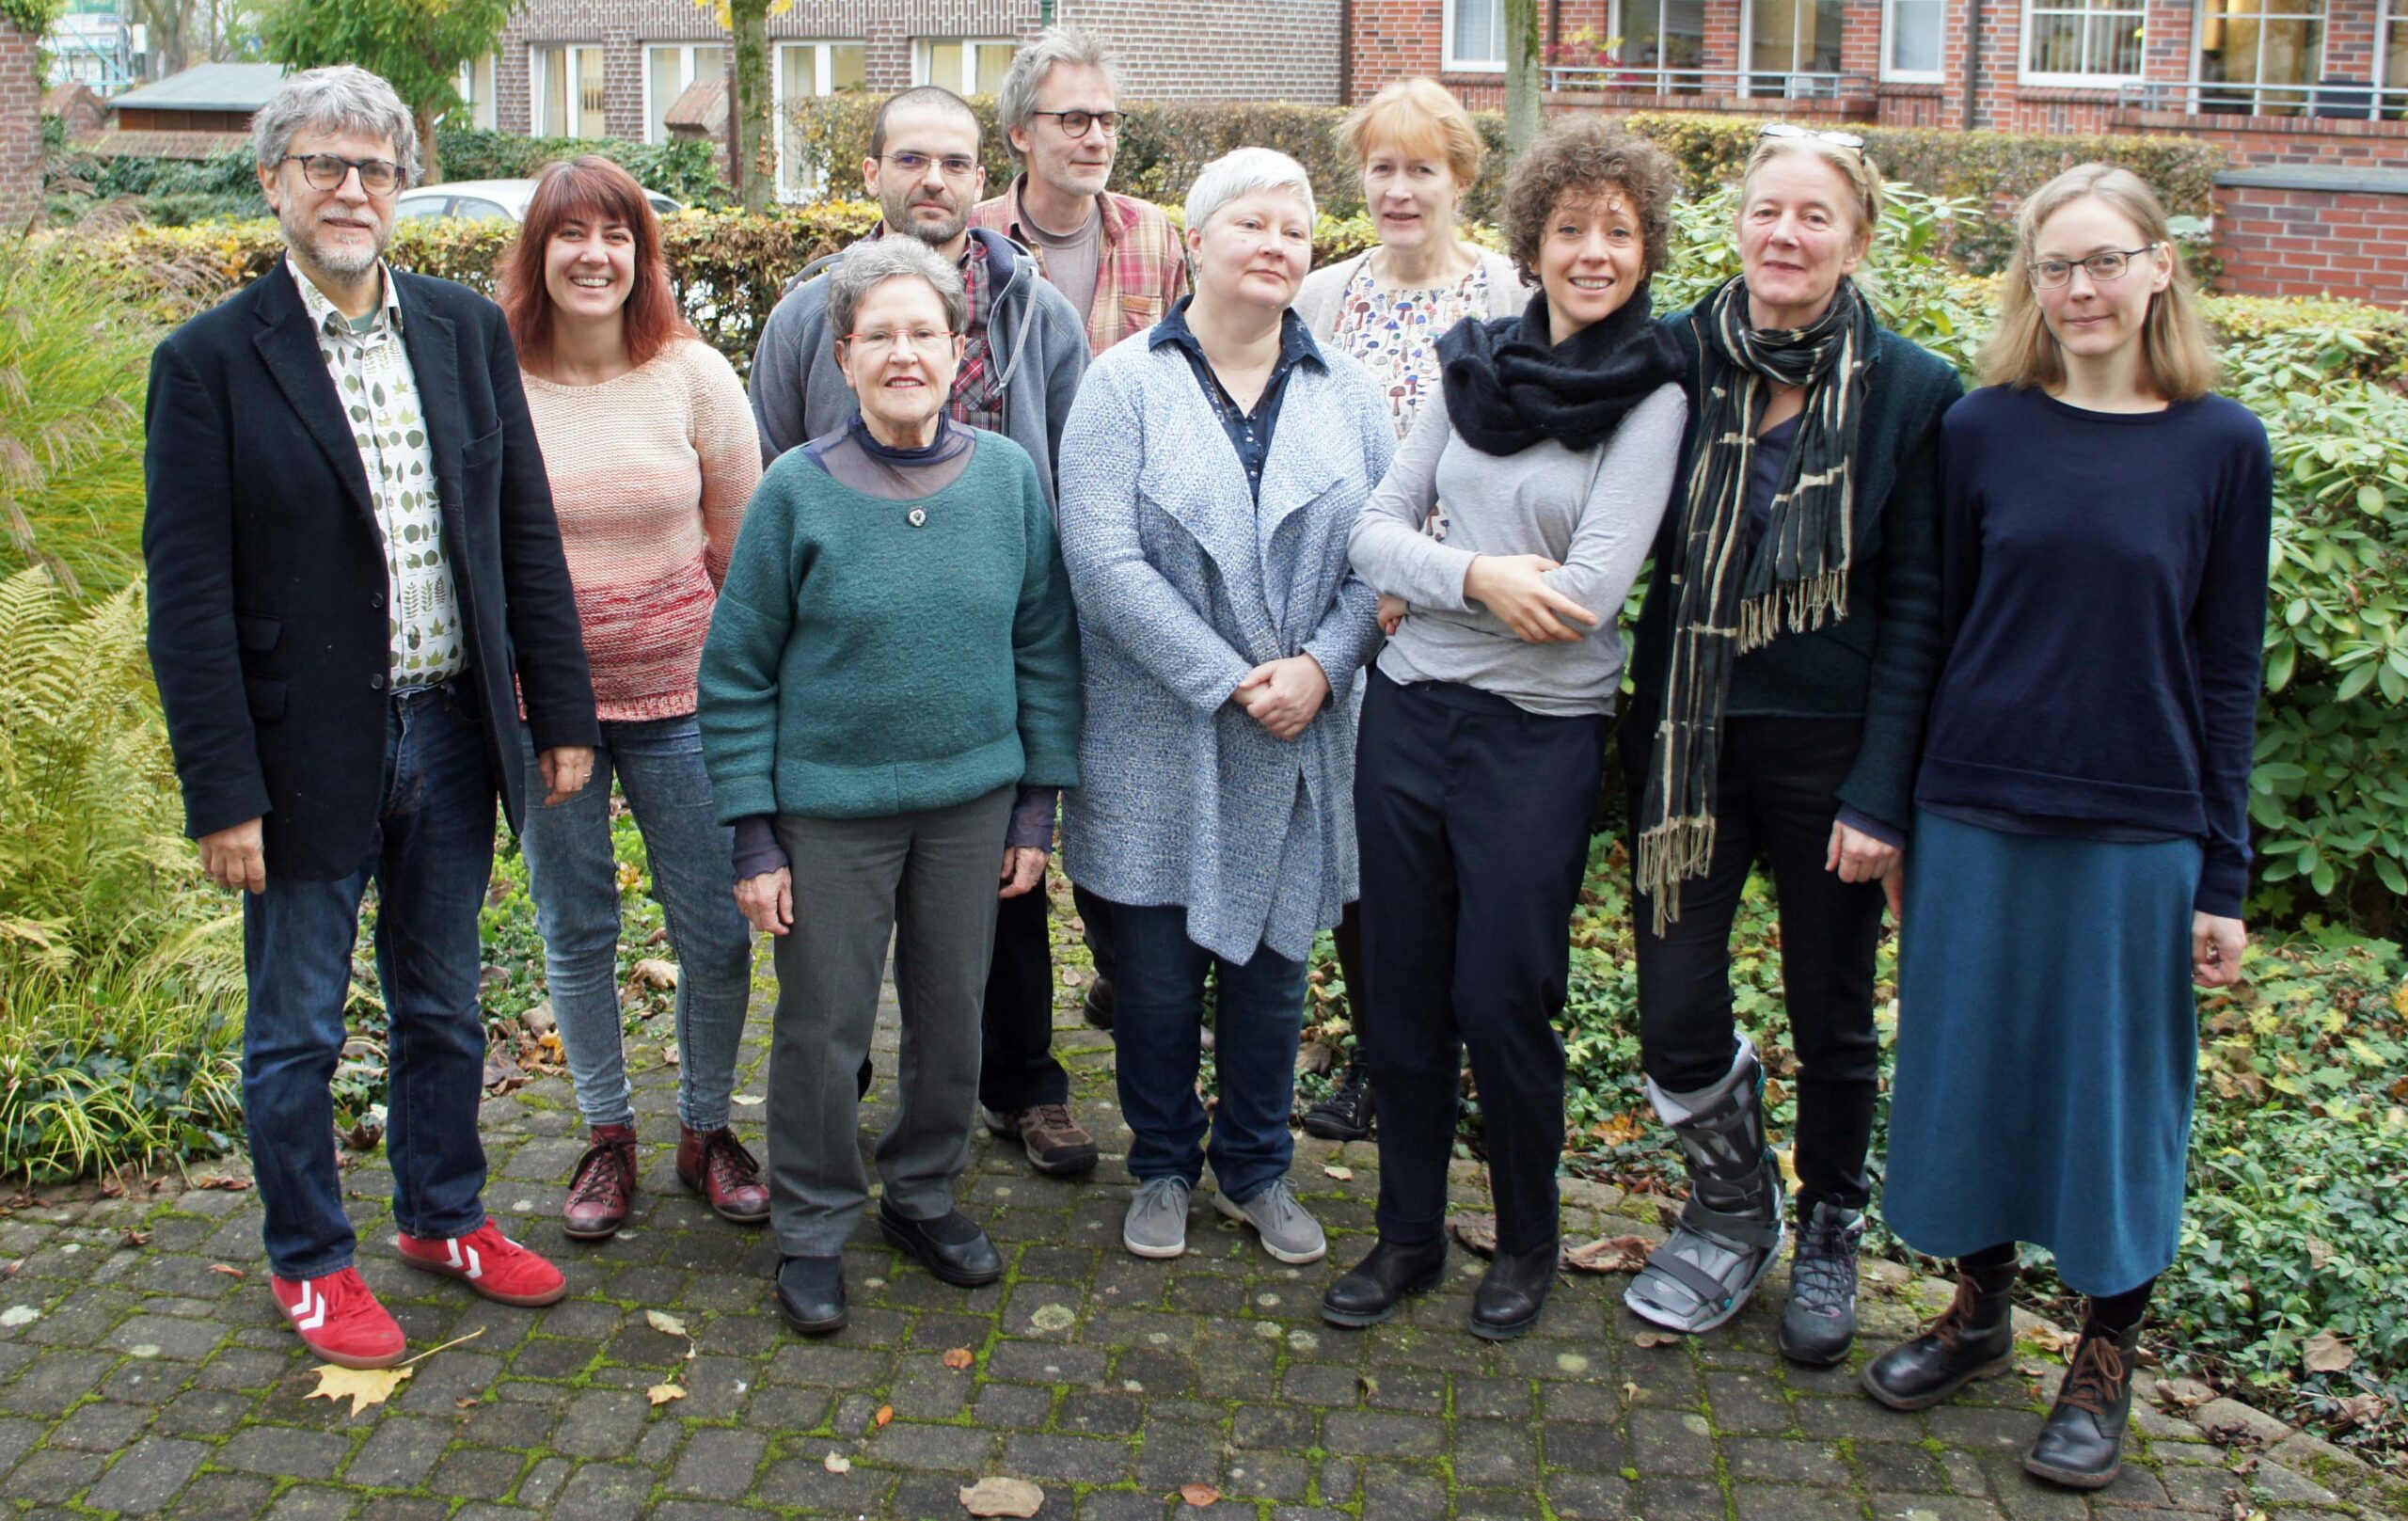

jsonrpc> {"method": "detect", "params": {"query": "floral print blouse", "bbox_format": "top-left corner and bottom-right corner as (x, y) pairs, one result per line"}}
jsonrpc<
(1328, 257), (1493, 540)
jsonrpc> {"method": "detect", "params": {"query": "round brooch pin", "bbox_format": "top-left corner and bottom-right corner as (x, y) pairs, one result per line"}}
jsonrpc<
(907, 508), (927, 528)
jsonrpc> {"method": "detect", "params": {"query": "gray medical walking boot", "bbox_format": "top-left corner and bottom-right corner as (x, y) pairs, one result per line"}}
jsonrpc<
(1624, 1036), (1785, 1335)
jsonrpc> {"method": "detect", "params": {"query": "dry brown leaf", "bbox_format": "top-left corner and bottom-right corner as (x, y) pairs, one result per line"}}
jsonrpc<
(2334, 1391), (2388, 1430)
(959, 1477), (1044, 1516)
(661, 1041), (680, 1068)
(645, 1308), (689, 1338)
(2022, 1322), (2078, 1356)
(1294, 1039), (1339, 1076)
(875, 1402), (895, 1428)
(208, 1263), (246, 1279)
(195, 1174), (252, 1191)
(2305, 1329), (2355, 1374)
(2156, 1376), (2215, 1409)
(646, 1383), (686, 1406)
(1180, 1481), (1221, 1506)
(1357, 1372), (1379, 1398)
(1561, 1235), (1652, 1275)
(1632, 1329), (1683, 1349)
(943, 1347), (975, 1370)
(630, 958), (681, 990)
(339, 1117), (384, 1151)
(2306, 1235), (2336, 1270)
(119, 1229), (151, 1249)
(307, 1361), (414, 1416)
(1446, 1212), (1498, 1259)
(1323, 1165), (1353, 1181)
(822, 1450), (852, 1474)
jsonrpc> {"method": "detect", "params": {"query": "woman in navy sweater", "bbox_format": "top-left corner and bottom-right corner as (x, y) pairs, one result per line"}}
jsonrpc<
(1863, 166), (2270, 1492)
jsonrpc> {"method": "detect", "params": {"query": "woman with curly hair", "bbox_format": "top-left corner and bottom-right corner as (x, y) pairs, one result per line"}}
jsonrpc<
(1323, 119), (1687, 1340)
(1621, 127), (1961, 1364)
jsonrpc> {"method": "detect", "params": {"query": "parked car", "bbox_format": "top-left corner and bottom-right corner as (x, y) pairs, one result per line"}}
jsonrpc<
(393, 178), (683, 223)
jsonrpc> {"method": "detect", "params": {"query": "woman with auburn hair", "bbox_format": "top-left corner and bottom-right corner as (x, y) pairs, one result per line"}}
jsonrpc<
(1622, 126), (1960, 1365)
(497, 155), (768, 1244)
(1864, 165), (2269, 1493)
(1288, 75), (1529, 1145)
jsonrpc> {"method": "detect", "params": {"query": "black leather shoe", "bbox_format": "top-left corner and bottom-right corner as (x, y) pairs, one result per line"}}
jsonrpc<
(1321, 1238), (1447, 1328)
(1081, 975), (1115, 1031)
(879, 1204), (1003, 1288)
(1470, 1239), (1557, 1340)
(1862, 1273), (2016, 1411)
(2024, 1321), (2142, 1489)
(775, 1255), (847, 1336)
(1301, 1058), (1375, 1142)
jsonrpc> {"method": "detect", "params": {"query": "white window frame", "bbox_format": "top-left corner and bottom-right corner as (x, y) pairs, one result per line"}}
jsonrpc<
(2018, 0), (2149, 87)
(453, 54), (499, 129)
(1881, 0), (1948, 82)
(531, 42), (609, 138)
(642, 42), (728, 145)
(2190, 0), (2328, 116)
(1442, 0), (1508, 73)
(775, 40), (869, 201)
(2384, 0), (2408, 114)
(911, 37), (1018, 93)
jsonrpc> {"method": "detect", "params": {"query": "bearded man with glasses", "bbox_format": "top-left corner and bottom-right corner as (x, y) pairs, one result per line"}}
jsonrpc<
(747, 85), (1101, 1184)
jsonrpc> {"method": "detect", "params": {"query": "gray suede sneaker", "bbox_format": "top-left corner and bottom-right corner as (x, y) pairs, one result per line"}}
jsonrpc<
(1122, 1177), (1194, 1260)
(1212, 1178), (1327, 1264)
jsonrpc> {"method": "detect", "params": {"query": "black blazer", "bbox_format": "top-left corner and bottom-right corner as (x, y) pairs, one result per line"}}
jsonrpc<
(143, 262), (599, 881)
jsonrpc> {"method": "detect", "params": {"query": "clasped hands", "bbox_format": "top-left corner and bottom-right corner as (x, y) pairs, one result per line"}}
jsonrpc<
(1232, 655), (1331, 741)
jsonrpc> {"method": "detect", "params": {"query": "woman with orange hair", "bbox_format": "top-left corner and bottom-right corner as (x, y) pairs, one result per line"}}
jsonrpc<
(497, 155), (767, 1245)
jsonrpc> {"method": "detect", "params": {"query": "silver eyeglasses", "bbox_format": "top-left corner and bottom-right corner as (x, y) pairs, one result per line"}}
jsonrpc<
(2028, 244), (2162, 289)
(1757, 123), (1866, 151)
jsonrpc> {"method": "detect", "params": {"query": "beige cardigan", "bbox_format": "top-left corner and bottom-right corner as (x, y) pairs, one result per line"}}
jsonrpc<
(1291, 246), (1529, 341)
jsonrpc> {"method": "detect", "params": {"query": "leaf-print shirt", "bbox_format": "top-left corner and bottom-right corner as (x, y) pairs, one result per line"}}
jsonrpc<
(291, 258), (464, 688)
(1330, 258), (1493, 540)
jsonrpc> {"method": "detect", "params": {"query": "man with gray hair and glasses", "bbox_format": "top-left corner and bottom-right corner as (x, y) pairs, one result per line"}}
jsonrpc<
(143, 64), (598, 1370)
(750, 83), (1101, 1186)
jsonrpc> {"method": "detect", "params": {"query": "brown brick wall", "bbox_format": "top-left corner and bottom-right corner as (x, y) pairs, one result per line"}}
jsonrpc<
(0, 17), (39, 234)
(1058, 0), (1341, 103)
(2214, 182), (2408, 302)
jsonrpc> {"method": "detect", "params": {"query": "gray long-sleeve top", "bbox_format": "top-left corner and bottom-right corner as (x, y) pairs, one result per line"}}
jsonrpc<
(1348, 381), (1687, 717)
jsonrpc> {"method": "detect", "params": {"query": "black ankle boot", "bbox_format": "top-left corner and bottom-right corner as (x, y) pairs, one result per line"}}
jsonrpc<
(2024, 1320), (2142, 1489)
(1302, 1057), (1375, 1142)
(1470, 1239), (1557, 1340)
(1861, 1272), (2016, 1411)
(1321, 1238), (1447, 1327)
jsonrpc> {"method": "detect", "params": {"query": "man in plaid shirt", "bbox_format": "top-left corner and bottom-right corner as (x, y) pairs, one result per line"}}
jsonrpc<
(971, 28), (1189, 358)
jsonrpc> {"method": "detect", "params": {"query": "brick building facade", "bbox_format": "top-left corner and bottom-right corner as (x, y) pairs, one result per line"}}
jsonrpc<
(466, 0), (1339, 200)
(1348, 0), (2408, 302)
(0, 17), (40, 235)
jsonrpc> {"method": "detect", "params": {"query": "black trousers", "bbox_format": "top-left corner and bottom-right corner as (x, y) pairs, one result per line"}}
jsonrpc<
(1628, 715), (1884, 1212)
(981, 877), (1071, 1112)
(1356, 670), (1607, 1256)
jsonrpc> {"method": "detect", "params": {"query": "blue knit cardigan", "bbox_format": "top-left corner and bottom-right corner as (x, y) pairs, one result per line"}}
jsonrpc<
(1055, 330), (1393, 964)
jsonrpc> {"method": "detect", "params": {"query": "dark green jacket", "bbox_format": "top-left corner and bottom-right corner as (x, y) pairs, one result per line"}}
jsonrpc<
(1627, 307), (1962, 834)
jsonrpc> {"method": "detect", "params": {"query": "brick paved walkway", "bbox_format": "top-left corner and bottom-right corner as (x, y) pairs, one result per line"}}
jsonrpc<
(0, 988), (2395, 1520)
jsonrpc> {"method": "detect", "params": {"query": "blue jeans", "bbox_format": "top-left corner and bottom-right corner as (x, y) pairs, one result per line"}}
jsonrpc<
(516, 717), (752, 1133)
(243, 684), (495, 1281)
(1107, 900), (1308, 1203)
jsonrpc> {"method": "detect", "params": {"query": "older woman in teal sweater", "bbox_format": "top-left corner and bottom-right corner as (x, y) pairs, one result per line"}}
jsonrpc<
(699, 238), (1082, 1339)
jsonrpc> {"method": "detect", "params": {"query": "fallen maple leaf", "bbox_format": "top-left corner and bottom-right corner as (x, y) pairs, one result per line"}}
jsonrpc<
(943, 1347), (975, 1370)
(1180, 1481), (1221, 1506)
(875, 1402), (894, 1428)
(2305, 1329), (2355, 1374)
(1446, 1212), (1498, 1258)
(208, 1263), (246, 1279)
(630, 958), (681, 990)
(1323, 1165), (1353, 1181)
(2022, 1322), (2078, 1356)
(646, 1383), (686, 1406)
(959, 1476), (1044, 1516)
(195, 1174), (252, 1191)
(823, 1450), (852, 1473)
(1562, 1235), (1652, 1275)
(307, 1362), (413, 1416)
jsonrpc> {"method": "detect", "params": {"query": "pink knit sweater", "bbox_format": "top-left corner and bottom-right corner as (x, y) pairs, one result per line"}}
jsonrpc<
(523, 339), (761, 721)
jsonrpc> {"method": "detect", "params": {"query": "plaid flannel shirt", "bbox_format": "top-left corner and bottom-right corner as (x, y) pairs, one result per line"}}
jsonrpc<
(971, 180), (1189, 356)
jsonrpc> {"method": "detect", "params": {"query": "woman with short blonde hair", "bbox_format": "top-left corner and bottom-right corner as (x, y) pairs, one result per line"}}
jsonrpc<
(1865, 165), (2269, 1494)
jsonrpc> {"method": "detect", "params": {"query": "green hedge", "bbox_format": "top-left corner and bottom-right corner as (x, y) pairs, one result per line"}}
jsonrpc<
(431, 126), (732, 207)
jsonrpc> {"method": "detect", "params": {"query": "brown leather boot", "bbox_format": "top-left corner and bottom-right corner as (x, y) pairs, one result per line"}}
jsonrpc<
(562, 1122), (638, 1241)
(677, 1125), (770, 1225)
(2024, 1319), (2143, 1489)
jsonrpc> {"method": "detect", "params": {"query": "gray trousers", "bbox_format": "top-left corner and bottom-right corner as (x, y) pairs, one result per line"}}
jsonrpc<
(768, 786), (1011, 1257)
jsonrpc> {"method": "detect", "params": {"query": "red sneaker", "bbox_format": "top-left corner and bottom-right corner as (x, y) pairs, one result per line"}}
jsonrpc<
(395, 1220), (569, 1307)
(272, 1267), (406, 1369)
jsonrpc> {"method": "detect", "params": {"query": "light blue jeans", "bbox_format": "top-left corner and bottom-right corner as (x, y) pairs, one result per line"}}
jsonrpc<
(517, 717), (752, 1133)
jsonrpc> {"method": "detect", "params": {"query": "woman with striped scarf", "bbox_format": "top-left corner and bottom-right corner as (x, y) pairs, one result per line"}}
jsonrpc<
(1620, 127), (1961, 1363)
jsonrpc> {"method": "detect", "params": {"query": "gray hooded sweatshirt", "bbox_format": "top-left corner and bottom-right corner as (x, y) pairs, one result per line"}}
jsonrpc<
(748, 227), (1090, 504)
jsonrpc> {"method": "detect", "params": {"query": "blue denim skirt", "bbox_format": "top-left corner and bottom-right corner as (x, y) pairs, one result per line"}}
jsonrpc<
(1881, 808), (2203, 1297)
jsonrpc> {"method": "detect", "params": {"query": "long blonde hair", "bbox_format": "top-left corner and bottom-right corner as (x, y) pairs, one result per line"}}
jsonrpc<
(1976, 164), (2219, 401)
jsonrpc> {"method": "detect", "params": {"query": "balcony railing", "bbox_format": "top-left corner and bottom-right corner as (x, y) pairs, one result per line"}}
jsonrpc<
(1542, 67), (1873, 102)
(2115, 78), (2408, 122)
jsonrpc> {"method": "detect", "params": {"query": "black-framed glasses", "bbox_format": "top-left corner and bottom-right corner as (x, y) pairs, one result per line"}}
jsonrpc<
(1029, 108), (1122, 138)
(2029, 244), (2162, 289)
(279, 152), (402, 195)
(1757, 123), (1865, 151)
(880, 151), (981, 181)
